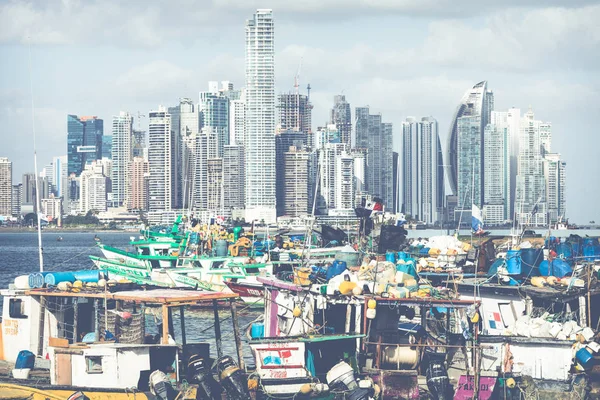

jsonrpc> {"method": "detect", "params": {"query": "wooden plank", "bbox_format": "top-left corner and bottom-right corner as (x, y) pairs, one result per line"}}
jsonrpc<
(162, 304), (169, 344)
(49, 337), (69, 348)
(55, 353), (72, 385)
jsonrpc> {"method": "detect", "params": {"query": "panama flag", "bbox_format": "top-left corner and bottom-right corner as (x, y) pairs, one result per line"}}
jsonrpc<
(471, 204), (484, 234)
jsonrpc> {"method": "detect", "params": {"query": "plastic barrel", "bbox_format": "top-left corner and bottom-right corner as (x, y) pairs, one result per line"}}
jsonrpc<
(576, 347), (593, 367)
(44, 272), (76, 286)
(506, 250), (522, 275)
(15, 350), (35, 369)
(386, 252), (397, 263)
(326, 260), (347, 280)
(555, 243), (572, 261)
(72, 270), (101, 283)
(251, 323), (265, 338)
(14, 275), (31, 290)
(28, 272), (49, 288)
(520, 249), (542, 277)
(215, 240), (228, 257)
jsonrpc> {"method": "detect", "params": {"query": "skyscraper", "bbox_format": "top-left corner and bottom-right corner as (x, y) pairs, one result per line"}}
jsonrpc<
(223, 145), (245, 212)
(245, 9), (276, 223)
(283, 146), (310, 217)
(229, 89), (246, 146)
(170, 98), (199, 209)
(277, 92), (312, 134)
(544, 153), (566, 224)
(111, 112), (133, 207)
(79, 161), (108, 213)
(330, 95), (352, 146)
(275, 130), (307, 216)
(483, 111), (511, 224)
(148, 107), (173, 212)
(67, 115), (104, 176)
(457, 115), (482, 210)
(355, 106), (394, 208)
(129, 157), (148, 211)
(0, 158), (12, 216)
(199, 85), (229, 158)
(401, 117), (444, 225)
(446, 81), (494, 196)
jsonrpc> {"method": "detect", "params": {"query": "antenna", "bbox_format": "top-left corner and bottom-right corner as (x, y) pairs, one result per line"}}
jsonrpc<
(28, 38), (44, 272)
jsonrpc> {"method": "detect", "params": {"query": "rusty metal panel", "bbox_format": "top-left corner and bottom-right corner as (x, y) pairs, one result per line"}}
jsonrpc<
(364, 369), (419, 399)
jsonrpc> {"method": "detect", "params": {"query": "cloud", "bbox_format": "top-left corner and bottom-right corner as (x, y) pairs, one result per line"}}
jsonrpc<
(114, 60), (195, 100)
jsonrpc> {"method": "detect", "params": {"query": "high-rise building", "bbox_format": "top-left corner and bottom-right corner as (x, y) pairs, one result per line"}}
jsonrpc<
(276, 130), (307, 216)
(129, 157), (148, 211)
(148, 106), (173, 212)
(446, 81), (494, 196)
(199, 86), (229, 158)
(132, 130), (146, 158)
(111, 112), (133, 207)
(457, 115), (482, 211)
(315, 124), (341, 150)
(317, 142), (348, 212)
(229, 89), (246, 146)
(245, 9), (276, 223)
(483, 111), (511, 224)
(355, 107), (394, 209)
(401, 117), (444, 225)
(283, 146), (310, 217)
(0, 158), (12, 216)
(330, 95), (352, 146)
(515, 108), (549, 226)
(277, 92), (312, 134)
(223, 145), (245, 211)
(102, 135), (112, 159)
(192, 128), (220, 212)
(544, 153), (566, 224)
(79, 161), (108, 213)
(507, 108), (521, 218)
(50, 156), (68, 201)
(41, 195), (62, 221)
(11, 184), (22, 216)
(206, 158), (223, 213)
(170, 98), (199, 210)
(334, 153), (355, 210)
(67, 115), (104, 176)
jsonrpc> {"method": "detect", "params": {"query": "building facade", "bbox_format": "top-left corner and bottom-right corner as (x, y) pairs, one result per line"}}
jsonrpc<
(67, 115), (104, 176)
(148, 107), (173, 212)
(330, 95), (352, 147)
(245, 9), (276, 223)
(283, 146), (310, 217)
(79, 162), (107, 213)
(278, 92), (312, 134)
(223, 145), (245, 212)
(401, 117), (444, 225)
(111, 112), (133, 208)
(0, 158), (11, 216)
(129, 157), (148, 211)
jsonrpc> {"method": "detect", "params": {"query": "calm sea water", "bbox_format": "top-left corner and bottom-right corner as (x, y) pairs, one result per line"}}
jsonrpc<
(0, 230), (261, 365)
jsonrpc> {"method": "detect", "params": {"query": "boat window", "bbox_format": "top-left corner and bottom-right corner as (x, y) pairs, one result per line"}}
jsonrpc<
(211, 261), (225, 270)
(8, 298), (27, 319)
(86, 356), (103, 374)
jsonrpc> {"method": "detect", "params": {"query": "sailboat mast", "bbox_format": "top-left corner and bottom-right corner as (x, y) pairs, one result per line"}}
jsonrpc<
(29, 41), (44, 272)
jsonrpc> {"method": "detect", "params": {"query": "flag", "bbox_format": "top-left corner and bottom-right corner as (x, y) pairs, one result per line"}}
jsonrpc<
(471, 204), (484, 234)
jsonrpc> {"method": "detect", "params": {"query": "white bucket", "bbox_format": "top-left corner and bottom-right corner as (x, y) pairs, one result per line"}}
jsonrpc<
(12, 368), (31, 379)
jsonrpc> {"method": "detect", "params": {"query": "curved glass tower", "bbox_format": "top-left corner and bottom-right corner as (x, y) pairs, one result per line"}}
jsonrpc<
(446, 81), (493, 202)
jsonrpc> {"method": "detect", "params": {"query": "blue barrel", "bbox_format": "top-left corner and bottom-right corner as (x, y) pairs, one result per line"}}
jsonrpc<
(506, 250), (522, 275)
(386, 252), (397, 263)
(555, 243), (572, 261)
(73, 270), (101, 283)
(28, 272), (49, 288)
(251, 322), (265, 339)
(539, 259), (572, 277)
(545, 236), (557, 250)
(44, 272), (76, 286)
(15, 350), (35, 369)
(397, 252), (410, 260)
(576, 347), (593, 367)
(571, 242), (581, 258)
(520, 249), (542, 277)
(215, 240), (228, 257)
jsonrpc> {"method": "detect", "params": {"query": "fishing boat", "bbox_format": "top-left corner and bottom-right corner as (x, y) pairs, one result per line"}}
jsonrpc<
(0, 280), (249, 399)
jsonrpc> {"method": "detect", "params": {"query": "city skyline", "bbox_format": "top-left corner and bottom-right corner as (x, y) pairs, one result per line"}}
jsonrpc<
(0, 2), (598, 222)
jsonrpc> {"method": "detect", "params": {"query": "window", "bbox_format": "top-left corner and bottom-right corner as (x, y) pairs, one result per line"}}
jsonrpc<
(85, 356), (103, 374)
(8, 299), (27, 319)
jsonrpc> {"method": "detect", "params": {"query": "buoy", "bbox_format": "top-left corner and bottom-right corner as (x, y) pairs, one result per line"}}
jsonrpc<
(506, 378), (516, 388)
(293, 306), (302, 317)
(367, 299), (377, 309)
(373, 384), (381, 396)
(339, 281), (357, 295)
(73, 280), (83, 289)
(98, 279), (107, 288)
(57, 282), (72, 291)
(352, 286), (363, 296)
(299, 383), (312, 394)
(366, 308), (377, 319)
(470, 312), (480, 324)
(247, 379), (258, 391)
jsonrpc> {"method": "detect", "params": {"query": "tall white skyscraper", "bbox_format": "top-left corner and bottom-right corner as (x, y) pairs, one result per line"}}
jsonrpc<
(111, 111), (133, 207)
(148, 106), (173, 212)
(229, 89), (246, 146)
(170, 98), (199, 210)
(401, 117), (444, 225)
(79, 161), (107, 213)
(544, 153), (566, 224)
(0, 157), (12, 216)
(483, 111), (510, 224)
(245, 9), (276, 223)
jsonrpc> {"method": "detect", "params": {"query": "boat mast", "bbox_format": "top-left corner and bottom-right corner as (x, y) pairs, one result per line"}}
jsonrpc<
(29, 40), (44, 272)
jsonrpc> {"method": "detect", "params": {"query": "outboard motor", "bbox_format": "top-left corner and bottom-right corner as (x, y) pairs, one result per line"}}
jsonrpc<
(426, 353), (450, 400)
(326, 361), (371, 400)
(149, 370), (178, 400)
(188, 354), (220, 400)
(215, 356), (250, 400)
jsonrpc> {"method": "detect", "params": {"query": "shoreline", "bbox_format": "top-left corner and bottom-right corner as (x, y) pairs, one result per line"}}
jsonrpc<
(0, 227), (136, 233)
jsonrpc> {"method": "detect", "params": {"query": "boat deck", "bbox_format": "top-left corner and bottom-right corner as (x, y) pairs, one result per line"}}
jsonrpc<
(0, 360), (50, 383)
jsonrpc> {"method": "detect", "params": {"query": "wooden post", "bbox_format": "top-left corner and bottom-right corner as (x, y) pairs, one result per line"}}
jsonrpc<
(37, 296), (46, 357)
(213, 299), (223, 358)
(162, 304), (169, 344)
(168, 307), (175, 339)
(94, 299), (100, 342)
(73, 299), (79, 343)
(230, 300), (244, 370)
(140, 302), (146, 343)
(114, 300), (122, 341)
(446, 309), (451, 345)
(179, 305), (187, 346)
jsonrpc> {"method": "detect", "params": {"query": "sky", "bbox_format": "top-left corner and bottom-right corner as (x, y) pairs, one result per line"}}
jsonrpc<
(0, 0), (599, 223)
